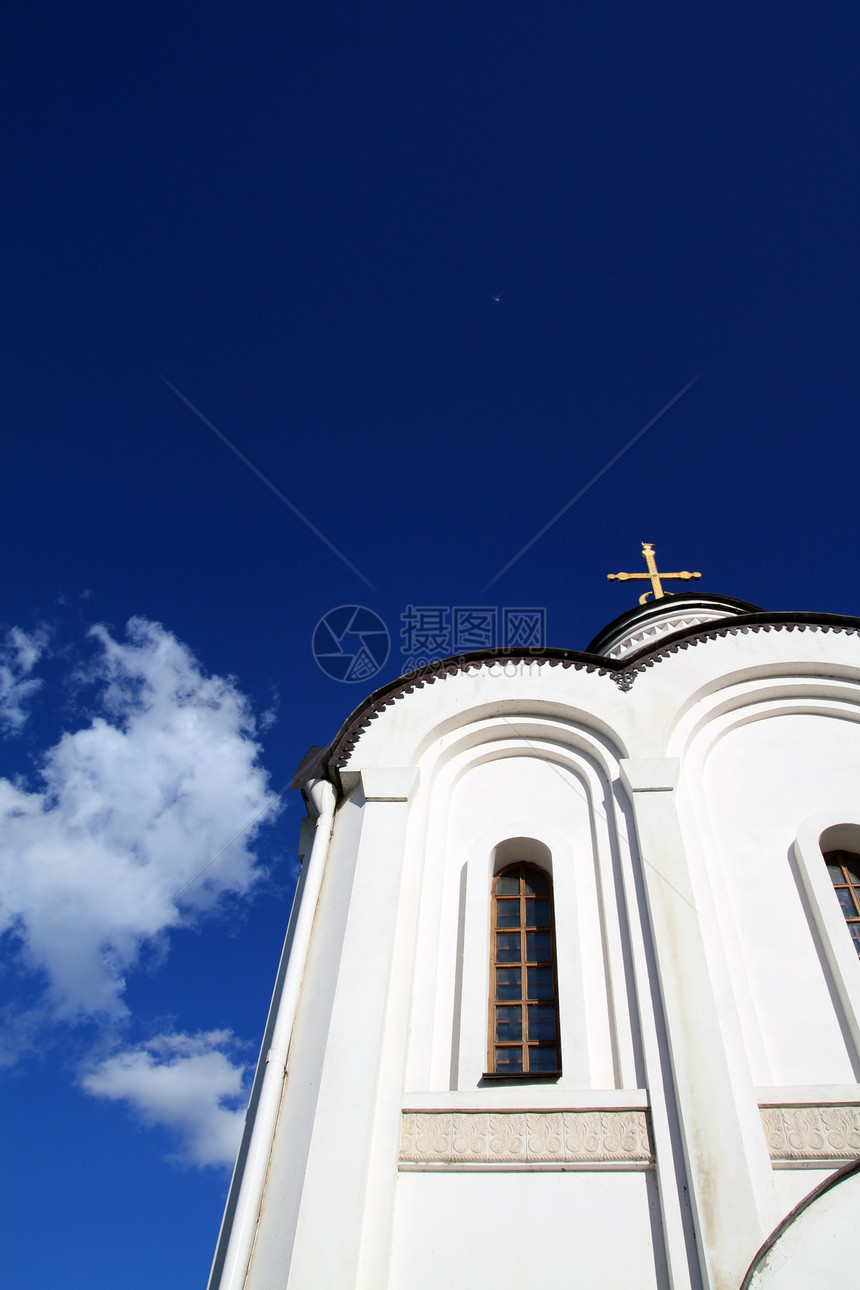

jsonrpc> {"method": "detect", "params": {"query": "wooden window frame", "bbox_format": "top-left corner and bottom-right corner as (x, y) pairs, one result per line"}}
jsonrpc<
(484, 861), (562, 1082)
(825, 849), (860, 955)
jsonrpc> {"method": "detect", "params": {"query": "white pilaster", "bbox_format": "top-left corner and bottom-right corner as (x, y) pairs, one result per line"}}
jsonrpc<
(620, 758), (771, 1290)
(285, 768), (418, 1290)
(210, 779), (335, 1290)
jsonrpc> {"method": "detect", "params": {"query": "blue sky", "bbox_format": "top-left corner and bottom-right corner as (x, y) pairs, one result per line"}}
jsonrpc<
(2, 3), (858, 1285)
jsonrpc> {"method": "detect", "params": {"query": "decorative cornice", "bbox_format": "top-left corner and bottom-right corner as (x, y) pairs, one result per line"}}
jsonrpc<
(586, 591), (762, 655)
(760, 1104), (860, 1162)
(613, 618), (860, 693)
(321, 614), (860, 773)
(399, 1109), (652, 1169)
(604, 609), (733, 660)
(331, 653), (608, 768)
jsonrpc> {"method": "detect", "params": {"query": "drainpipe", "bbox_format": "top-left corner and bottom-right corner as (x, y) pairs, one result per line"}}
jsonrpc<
(210, 776), (336, 1290)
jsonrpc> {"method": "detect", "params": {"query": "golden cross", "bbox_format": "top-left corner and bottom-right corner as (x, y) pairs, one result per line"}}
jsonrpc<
(607, 542), (702, 605)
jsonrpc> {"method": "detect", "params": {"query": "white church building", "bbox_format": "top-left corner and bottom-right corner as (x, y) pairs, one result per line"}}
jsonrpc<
(209, 561), (860, 1290)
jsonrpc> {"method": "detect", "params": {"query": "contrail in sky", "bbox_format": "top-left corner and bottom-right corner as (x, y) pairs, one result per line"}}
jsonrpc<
(482, 375), (700, 591)
(161, 376), (376, 591)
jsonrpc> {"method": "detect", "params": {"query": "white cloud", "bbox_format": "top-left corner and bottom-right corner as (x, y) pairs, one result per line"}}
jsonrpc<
(0, 617), (280, 1021)
(0, 626), (48, 730)
(81, 1030), (249, 1167)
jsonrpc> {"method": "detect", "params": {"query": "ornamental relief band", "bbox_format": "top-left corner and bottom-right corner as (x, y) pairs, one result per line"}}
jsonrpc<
(760, 1105), (860, 1160)
(399, 1110), (653, 1168)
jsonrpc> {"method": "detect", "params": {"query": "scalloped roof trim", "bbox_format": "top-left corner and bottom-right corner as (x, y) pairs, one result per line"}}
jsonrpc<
(328, 617), (860, 770)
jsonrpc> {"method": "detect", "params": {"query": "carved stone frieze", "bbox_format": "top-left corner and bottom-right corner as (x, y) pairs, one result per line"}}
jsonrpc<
(399, 1109), (652, 1168)
(761, 1104), (860, 1161)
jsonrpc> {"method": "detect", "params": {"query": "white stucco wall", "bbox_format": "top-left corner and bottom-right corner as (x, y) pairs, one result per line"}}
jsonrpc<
(694, 711), (860, 1086)
(745, 1166), (860, 1290)
(389, 1171), (668, 1290)
(217, 619), (860, 1290)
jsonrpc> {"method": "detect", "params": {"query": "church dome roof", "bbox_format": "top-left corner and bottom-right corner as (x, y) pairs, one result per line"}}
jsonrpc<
(586, 591), (762, 660)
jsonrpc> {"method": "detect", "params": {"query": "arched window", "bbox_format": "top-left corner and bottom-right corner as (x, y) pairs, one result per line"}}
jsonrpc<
(825, 851), (860, 954)
(488, 863), (561, 1077)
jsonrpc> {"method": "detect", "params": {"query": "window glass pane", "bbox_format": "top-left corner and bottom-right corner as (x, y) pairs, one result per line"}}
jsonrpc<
(827, 852), (860, 883)
(490, 864), (559, 1078)
(528, 1005), (557, 1040)
(523, 870), (548, 896)
(496, 1006), (522, 1041)
(495, 1047), (523, 1073)
(527, 966), (554, 999)
(525, 898), (549, 927)
(496, 899), (520, 928)
(528, 1046), (558, 1071)
(526, 931), (551, 962)
(496, 967), (522, 1000)
(850, 924), (860, 955)
(496, 932), (521, 963)
(837, 888), (856, 918)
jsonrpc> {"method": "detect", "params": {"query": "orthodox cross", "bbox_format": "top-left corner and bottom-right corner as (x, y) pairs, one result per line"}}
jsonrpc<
(607, 542), (701, 605)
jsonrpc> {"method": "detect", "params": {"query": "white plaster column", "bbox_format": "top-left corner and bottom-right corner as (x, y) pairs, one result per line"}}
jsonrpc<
(285, 767), (418, 1290)
(620, 758), (770, 1290)
(209, 778), (335, 1290)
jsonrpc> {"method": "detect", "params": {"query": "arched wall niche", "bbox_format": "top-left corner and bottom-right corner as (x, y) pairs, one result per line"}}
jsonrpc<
(792, 809), (860, 1079)
(639, 628), (860, 757)
(666, 673), (860, 764)
(421, 713), (626, 799)
(341, 684), (630, 776)
(413, 693), (629, 767)
(819, 821), (860, 854)
(492, 836), (552, 873)
(403, 732), (641, 1096)
(673, 696), (860, 1089)
(444, 740), (603, 793)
